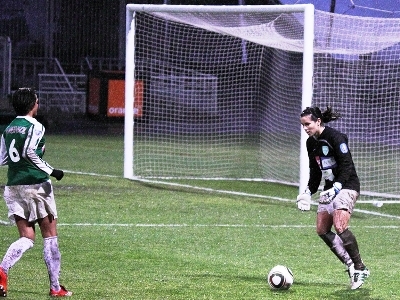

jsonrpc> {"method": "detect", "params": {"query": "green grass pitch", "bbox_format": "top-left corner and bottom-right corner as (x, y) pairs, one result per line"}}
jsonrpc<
(0, 134), (399, 299)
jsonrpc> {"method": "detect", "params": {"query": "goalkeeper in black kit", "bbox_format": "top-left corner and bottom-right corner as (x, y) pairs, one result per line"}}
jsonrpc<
(296, 106), (369, 290)
(0, 88), (72, 297)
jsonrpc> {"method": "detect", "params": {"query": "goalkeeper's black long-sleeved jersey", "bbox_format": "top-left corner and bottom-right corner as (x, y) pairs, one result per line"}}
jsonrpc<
(306, 126), (360, 195)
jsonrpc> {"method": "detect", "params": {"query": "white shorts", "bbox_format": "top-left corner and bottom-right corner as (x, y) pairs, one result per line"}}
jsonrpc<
(4, 180), (58, 224)
(317, 189), (359, 215)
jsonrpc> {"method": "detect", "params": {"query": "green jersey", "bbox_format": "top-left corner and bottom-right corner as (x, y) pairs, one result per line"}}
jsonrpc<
(0, 116), (53, 185)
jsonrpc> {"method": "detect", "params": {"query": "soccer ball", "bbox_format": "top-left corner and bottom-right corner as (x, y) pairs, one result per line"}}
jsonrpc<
(267, 265), (294, 290)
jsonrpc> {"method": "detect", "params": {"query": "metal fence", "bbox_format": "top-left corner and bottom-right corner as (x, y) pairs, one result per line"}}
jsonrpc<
(1, 0), (125, 70)
(38, 74), (87, 114)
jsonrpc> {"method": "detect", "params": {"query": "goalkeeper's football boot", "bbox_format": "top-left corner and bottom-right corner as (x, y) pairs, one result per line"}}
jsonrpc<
(49, 285), (72, 297)
(0, 267), (7, 297)
(350, 266), (370, 290)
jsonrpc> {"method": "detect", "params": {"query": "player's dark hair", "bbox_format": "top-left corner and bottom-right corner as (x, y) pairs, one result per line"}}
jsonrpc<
(301, 106), (340, 124)
(12, 87), (38, 116)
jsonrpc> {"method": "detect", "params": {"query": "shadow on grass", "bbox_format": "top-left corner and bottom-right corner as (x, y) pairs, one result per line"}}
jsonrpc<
(289, 280), (377, 300)
(187, 272), (263, 283)
(11, 289), (44, 299)
(189, 273), (378, 300)
(331, 287), (376, 300)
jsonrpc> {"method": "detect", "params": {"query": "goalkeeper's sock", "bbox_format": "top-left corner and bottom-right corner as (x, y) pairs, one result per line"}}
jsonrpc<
(338, 229), (365, 269)
(319, 231), (352, 266)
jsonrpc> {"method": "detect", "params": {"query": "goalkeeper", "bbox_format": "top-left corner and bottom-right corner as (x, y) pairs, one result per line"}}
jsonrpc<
(296, 106), (369, 290)
(0, 88), (72, 297)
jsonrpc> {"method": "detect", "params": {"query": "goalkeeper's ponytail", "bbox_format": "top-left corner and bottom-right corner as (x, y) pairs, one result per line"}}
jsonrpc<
(321, 106), (341, 123)
(301, 106), (340, 124)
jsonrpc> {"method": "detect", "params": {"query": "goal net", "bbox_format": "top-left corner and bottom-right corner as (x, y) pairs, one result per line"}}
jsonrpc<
(312, 11), (400, 201)
(124, 4), (400, 201)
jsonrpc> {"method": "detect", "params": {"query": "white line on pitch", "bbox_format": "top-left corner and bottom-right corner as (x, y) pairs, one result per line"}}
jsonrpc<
(1, 220), (399, 228)
(56, 223), (317, 228)
(63, 170), (400, 204)
(0, 170), (395, 226)
(353, 208), (400, 219)
(54, 223), (400, 228)
(65, 170), (400, 220)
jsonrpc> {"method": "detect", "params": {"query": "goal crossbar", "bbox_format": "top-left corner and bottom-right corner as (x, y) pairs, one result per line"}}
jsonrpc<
(126, 4), (313, 13)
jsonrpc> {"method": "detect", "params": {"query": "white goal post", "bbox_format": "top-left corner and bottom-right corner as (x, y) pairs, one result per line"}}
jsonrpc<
(124, 4), (314, 194)
(125, 4), (400, 201)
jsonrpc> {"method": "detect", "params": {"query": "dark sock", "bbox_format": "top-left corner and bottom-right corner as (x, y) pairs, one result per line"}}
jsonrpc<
(338, 229), (365, 270)
(319, 231), (352, 266)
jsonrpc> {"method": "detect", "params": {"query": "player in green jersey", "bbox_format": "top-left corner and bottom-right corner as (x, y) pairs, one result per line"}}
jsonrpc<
(0, 88), (72, 297)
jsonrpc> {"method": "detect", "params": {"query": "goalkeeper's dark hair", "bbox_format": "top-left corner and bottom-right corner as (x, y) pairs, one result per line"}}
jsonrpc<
(301, 106), (341, 124)
(12, 87), (38, 115)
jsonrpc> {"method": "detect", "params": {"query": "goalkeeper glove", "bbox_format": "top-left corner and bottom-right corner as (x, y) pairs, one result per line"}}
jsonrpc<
(319, 182), (342, 204)
(296, 188), (312, 211)
(50, 169), (64, 181)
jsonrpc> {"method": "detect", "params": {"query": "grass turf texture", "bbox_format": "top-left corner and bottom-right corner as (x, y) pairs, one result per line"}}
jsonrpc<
(0, 135), (399, 299)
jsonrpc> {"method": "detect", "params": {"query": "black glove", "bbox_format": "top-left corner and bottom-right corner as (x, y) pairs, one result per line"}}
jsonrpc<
(50, 169), (64, 181)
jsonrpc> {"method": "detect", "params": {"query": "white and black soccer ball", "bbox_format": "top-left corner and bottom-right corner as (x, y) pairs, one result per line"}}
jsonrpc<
(267, 265), (294, 290)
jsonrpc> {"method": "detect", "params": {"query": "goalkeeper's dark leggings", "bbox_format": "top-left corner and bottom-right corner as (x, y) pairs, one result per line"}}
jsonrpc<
(319, 231), (352, 266)
(338, 228), (364, 269)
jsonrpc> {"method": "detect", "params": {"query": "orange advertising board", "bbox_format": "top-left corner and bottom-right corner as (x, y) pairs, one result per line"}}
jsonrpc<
(107, 80), (143, 117)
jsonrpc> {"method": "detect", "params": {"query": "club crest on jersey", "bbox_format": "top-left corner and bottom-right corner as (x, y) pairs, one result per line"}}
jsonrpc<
(340, 143), (348, 153)
(322, 146), (329, 156)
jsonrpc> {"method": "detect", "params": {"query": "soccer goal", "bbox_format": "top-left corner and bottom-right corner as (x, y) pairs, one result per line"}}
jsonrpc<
(124, 4), (314, 190)
(124, 4), (400, 201)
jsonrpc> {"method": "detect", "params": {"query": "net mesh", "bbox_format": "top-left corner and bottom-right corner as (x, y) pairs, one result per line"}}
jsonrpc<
(311, 11), (400, 199)
(128, 7), (400, 199)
